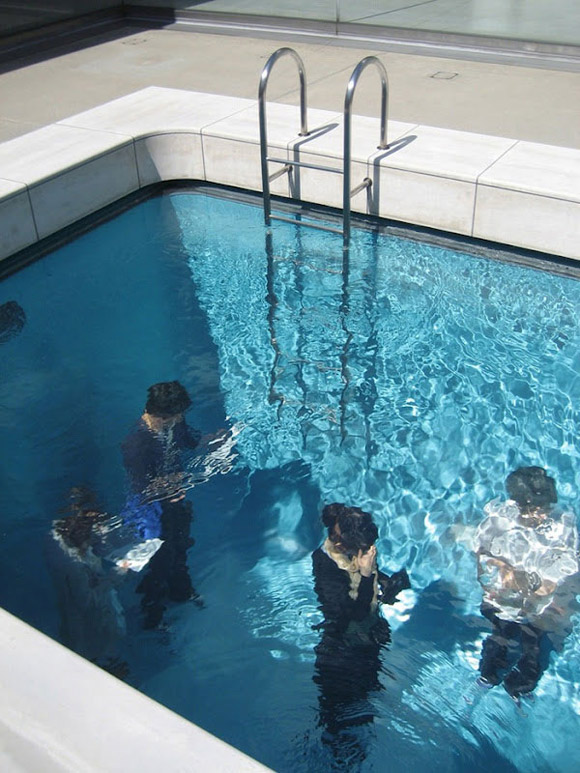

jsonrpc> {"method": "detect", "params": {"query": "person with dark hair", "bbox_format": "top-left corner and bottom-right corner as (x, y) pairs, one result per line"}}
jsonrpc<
(314, 503), (410, 631)
(474, 466), (579, 702)
(122, 381), (202, 629)
(48, 487), (128, 675)
(312, 503), (410, 764)
(0, 300), (25, 344)
(123, 381), (198, 499)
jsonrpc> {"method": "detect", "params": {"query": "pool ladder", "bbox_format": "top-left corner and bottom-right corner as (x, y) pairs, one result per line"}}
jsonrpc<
(259, 47), (389, 250)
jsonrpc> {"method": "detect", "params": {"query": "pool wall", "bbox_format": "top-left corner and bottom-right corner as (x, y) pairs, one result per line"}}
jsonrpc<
(0, 607), (270, 771)
(0, 86), (579, 261)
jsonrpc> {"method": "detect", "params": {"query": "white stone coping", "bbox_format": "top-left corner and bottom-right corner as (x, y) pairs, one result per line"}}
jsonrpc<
(0, 84), (579, 259)
(0, 608), (271, 772)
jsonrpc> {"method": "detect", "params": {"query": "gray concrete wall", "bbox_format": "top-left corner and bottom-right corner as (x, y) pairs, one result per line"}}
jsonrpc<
(2, 2), (580, 47)
(0, 1), (120, 38)
(132, 1), (580, 47)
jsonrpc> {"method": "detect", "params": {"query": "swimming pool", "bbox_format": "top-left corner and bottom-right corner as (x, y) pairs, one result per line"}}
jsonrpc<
(1, 187), (579, 772)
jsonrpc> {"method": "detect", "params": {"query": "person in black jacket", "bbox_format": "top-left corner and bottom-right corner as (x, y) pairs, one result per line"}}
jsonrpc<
(312, 503), (410, 765)
(122, 381), (202, 629)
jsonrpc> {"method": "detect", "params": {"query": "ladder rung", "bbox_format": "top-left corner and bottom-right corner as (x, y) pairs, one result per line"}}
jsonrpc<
(260, 49), (390, 250)
(267, 156), (343, 175)
(350, 177), (372, 198)
(271, 214), (343, 235)
(268, 164), (291, 182)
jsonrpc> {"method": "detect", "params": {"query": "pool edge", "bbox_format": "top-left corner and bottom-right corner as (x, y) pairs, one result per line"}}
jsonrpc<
(0, 86), (578, 262)
(0, 607), (271, 772)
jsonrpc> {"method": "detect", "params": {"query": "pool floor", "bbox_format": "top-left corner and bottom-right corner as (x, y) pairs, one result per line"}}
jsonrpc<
(1, 189), (579, 772)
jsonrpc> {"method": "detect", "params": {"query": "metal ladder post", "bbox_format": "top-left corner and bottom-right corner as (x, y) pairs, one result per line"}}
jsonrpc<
(258, 49), (390, 247)
(259, 47), (309, 227)
(343, 56), (389, 249)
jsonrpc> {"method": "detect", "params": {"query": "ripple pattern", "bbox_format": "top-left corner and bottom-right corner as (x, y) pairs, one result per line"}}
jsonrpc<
(171, 192), (580, 771)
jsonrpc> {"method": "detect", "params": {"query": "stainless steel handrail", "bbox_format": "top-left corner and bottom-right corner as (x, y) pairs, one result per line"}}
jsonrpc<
(343, 56), (389, 247)
(258, 50), (389, 250)
(259, 47), (309, 226)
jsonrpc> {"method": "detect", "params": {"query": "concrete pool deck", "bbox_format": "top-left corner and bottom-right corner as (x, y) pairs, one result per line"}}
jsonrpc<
(1, 82), (579, 261)
(0, 608), (270, 772)
(0, 17), (579, 772)
(0, 21), (579, 261)
(1, 22), (579, 147)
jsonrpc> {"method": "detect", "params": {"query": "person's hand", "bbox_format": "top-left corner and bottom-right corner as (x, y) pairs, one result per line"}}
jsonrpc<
(535, 578), (556, 597)
(357, 545), (376, 577)
(157, 474), (186, 502)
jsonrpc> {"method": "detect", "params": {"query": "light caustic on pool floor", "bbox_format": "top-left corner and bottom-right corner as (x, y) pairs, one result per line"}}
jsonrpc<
(172, 192), (580, 771)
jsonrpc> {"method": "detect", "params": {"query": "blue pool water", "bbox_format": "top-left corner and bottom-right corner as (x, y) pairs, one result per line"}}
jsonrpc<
(1, 189), (579, 771)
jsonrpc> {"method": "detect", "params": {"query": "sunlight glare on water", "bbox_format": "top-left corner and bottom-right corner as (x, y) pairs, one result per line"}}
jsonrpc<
(171, 191), (580, 772)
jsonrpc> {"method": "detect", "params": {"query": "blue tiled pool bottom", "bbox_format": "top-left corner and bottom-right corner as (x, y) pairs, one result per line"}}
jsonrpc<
(1, 190), (579, 772)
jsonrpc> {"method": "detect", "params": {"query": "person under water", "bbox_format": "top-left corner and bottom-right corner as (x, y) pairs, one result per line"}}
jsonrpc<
(48, 487), (129, 676)
(122, 380), (203, 629)
(312, 503), (410, 766)
(473, 466), (579, 702)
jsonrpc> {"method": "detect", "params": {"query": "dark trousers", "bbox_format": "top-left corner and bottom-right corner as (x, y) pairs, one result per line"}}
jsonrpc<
(480, 604), (551, 698)
(315, 636), (382, 730)
(314, 619), (390, 770)
(136, 499), (194, 628)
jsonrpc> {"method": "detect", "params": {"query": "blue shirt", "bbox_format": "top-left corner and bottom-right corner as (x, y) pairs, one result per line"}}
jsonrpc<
(121, 418), (200, 539)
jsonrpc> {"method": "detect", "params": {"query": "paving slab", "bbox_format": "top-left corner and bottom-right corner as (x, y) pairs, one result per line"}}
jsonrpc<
(0, 25), (578, 148)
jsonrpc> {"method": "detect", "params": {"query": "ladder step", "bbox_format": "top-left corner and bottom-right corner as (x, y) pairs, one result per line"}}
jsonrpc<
(271, 214), (343, 235)
(267, 156), (343, 175)
(349, 177), (372, 198)
(268, 164), (291, 183)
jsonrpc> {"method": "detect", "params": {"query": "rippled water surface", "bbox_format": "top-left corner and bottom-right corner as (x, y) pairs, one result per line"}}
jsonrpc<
(1, 190), (579, 772)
